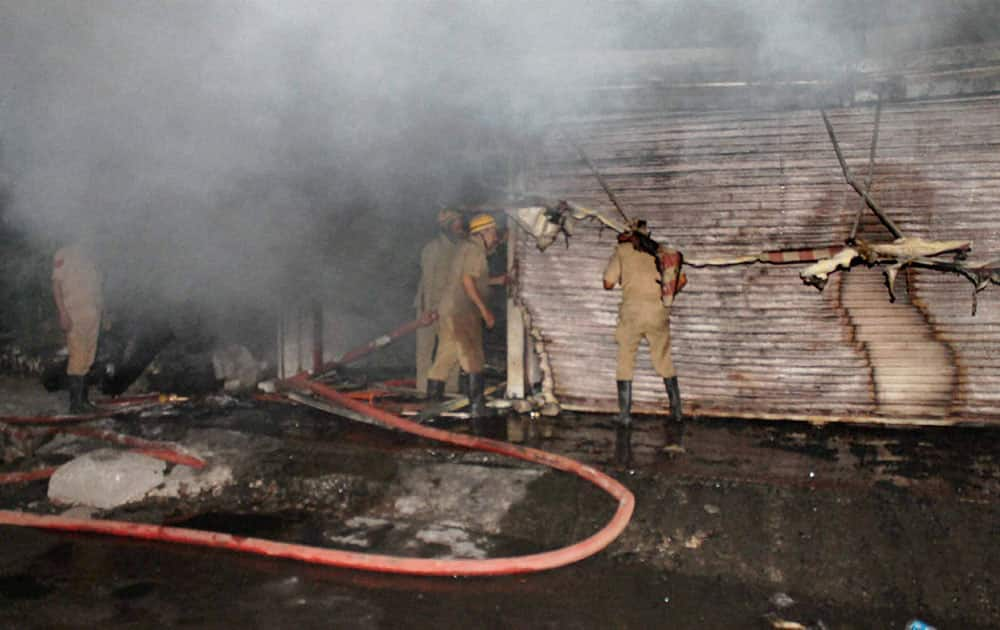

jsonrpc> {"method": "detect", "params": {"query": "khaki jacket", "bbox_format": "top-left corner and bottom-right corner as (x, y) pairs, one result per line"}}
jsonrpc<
(438, 237), (489, 319)
(415, 233), (460, 312)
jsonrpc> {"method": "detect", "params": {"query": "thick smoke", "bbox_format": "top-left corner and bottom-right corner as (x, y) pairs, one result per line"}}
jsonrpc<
(0, 1), (549, 337)
(3, 1), (976, 347)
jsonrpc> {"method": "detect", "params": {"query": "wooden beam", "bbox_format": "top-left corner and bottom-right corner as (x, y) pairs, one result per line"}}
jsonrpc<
(506, 224), (526, 399)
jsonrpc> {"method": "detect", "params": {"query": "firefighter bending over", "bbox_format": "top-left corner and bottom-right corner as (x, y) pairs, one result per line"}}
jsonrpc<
(427, 213), (505, 417)
(52, 237), (103, 414)
(415, 208), (465, 396)
(603, 219), (685, 462)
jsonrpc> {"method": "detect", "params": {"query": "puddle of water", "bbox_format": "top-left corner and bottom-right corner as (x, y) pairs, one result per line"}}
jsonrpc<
(171, 511), (310, 539)
(0, 573), (53, 600)
(1, 526), (975, 629)
(111, 581), (157, 600)
(0, 526), (770, 628)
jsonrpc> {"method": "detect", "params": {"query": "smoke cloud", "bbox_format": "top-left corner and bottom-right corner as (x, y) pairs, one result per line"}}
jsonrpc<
(3, 1), (977, 345)
(0, 1), (546, 332)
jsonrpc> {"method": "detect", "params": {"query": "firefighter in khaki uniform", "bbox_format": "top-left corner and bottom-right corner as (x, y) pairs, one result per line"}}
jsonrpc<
(415, 208), (465, 397)
(603, 220), (685, 462)
(52, 239), (103, 414)
(428, 213), (505, 417)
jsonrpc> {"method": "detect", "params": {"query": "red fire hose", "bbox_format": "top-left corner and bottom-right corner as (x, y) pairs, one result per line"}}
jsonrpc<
(315, 312), (438, 375)
(0, 417), (206, 485)
(0, 422), (207, 468)
(0, 468), (58, 484)
(0, 373), (634, 576)
(56, 427), (206, 469)
(0, 397), (162, 425)
(0, 412), (105, 425)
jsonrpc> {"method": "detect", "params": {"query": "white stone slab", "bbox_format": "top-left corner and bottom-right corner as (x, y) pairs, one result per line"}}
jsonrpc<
(48, 449), (166, 509)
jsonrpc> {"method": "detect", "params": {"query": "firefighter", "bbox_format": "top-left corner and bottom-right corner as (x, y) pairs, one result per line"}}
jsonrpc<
(603, 220), (684, 462)
(52, 237), (103, 414)
(427, 212), (505, 417)
(415, 208), (465, 398)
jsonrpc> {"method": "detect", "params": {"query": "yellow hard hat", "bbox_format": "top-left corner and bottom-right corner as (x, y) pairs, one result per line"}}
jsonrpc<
(468, 213), (497, 234)
(437, 208), (461, 226)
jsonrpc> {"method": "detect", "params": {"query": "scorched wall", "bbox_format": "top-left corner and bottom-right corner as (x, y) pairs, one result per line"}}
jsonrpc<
(515, 95), (1000, 426)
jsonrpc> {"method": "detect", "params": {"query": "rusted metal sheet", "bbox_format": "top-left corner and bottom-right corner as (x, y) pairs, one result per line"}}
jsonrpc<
(516, 94), (1000, 426)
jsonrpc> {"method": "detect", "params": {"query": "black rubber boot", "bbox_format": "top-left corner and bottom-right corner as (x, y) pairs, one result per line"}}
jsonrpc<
(662, 376), (685, 454)
(81, 379), (94, 409)
(68, 375), (82, 414)
(613, 380), (633, 466)
(467, 372), (487, 418)
(426, 379), (446, 402)
(68, 376), (96, 414)
(614, 425), (632, 467)
(615, 380), (632, 427)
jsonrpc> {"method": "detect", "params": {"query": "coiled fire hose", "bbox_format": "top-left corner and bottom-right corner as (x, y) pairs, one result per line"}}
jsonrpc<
(0, 373), (634, 576)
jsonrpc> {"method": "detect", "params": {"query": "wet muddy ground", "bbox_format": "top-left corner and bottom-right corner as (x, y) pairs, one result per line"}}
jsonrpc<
(1, 375), (998, 628)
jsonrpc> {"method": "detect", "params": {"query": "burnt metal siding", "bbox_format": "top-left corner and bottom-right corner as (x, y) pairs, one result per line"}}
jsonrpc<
(518, 95), (1000, 425)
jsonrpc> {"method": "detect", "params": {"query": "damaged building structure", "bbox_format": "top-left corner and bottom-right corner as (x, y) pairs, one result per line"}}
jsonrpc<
(276, 6), (1000, 428)
(501, 20), (1000, 427)
(3, 2), (1000, 628)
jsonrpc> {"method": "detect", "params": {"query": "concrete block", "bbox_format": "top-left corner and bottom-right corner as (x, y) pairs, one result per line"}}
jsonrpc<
(48, 449), (166, 509)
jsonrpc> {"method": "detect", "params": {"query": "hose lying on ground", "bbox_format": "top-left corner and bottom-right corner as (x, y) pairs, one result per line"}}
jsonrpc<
(0, 421), (206, 484)
(0, 373), (634, 576)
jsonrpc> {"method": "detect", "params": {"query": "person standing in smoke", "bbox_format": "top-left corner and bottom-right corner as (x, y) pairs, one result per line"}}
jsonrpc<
(415, 208), (465, 398)
(427, 213), (505, 418)
(52, 232), (103, 414)
(603, 219), (685, 464)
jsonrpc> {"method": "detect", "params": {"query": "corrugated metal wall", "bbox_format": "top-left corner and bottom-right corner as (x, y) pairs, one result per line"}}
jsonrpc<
(517, 95), (1000, 425)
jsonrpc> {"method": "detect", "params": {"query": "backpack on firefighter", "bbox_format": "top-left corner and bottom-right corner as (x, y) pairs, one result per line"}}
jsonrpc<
(617, 220), (686, 305)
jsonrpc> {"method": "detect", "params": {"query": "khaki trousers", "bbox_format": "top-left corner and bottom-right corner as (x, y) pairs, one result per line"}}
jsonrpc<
(66, 307), (100, 376)
(615, 302), (674, 380)
(415, 311), (459, 392)
(429, 311), (484, 380)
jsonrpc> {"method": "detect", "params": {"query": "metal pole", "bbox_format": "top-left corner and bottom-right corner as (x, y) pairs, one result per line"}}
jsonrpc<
(821, 109), (903, 240)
